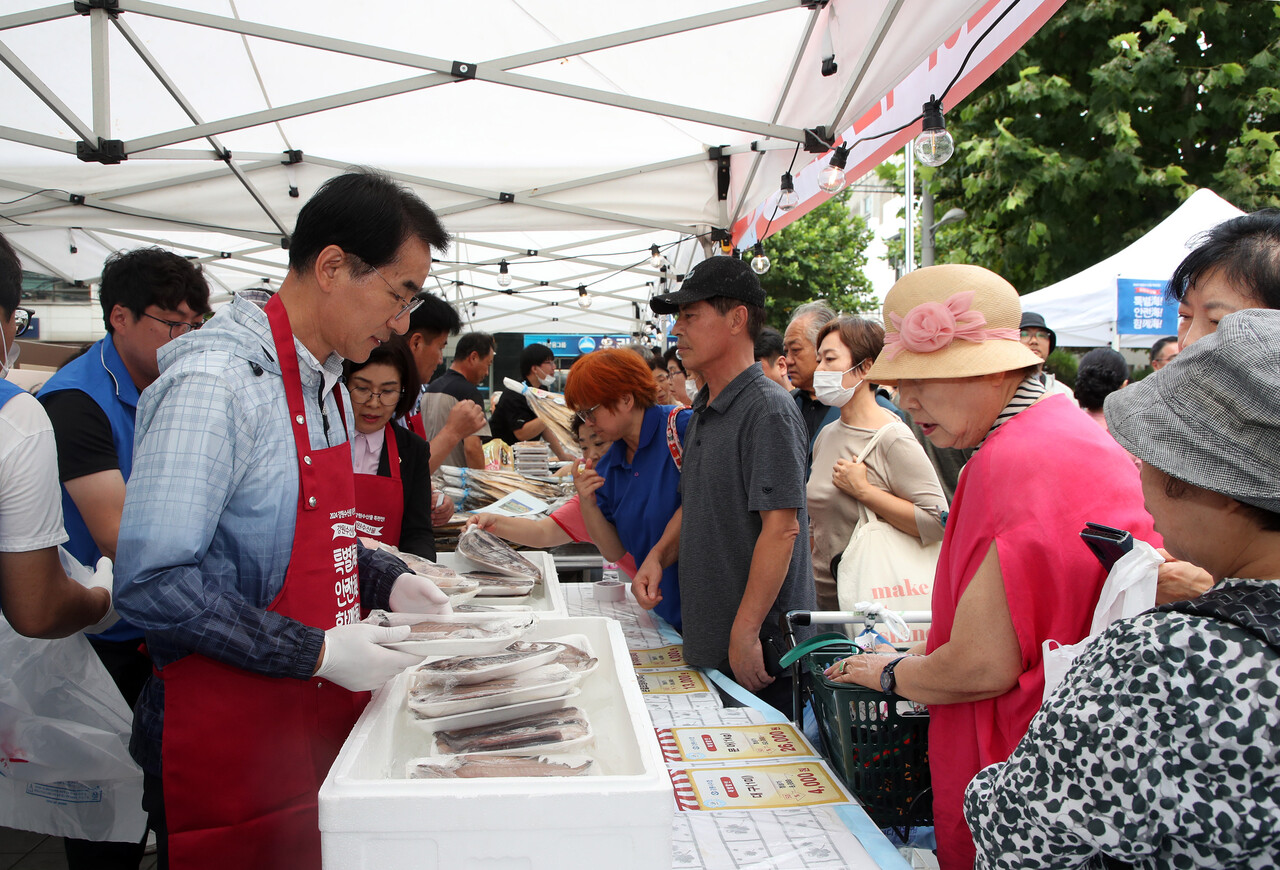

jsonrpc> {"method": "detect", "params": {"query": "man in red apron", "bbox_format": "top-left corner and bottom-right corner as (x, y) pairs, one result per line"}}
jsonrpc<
(113, 171), (454, 870)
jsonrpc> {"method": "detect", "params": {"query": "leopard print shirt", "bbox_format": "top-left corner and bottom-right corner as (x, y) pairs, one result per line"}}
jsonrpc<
(964, 578), (1280, 869)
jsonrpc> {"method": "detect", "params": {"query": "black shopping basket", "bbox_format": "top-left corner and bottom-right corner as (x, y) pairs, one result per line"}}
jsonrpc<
(780, 611), (932, 834)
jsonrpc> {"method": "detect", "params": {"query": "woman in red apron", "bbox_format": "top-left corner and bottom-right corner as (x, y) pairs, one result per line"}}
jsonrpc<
(344, 339), (440, 558)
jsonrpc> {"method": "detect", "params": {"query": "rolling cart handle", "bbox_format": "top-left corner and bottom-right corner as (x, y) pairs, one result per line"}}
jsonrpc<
(781, 608), (932, 724)
(789, 610), (932, 627)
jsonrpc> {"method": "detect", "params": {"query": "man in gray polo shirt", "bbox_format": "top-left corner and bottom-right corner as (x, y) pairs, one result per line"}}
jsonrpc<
(638, 256), (814, 710)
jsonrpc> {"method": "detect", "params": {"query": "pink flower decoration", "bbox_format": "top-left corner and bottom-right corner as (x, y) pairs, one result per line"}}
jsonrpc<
(883, 290), (1016, 360)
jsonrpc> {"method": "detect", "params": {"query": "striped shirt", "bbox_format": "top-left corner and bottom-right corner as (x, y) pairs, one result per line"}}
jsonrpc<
(977, 375), (1046, 449)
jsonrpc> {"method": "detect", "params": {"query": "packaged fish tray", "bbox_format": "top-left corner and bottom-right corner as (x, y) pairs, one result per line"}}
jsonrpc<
(369, 612), (535, 656)
(455, 526), (542, 580)
(411, 636), (598, 688)
(410, 641), (565, 686)
(406, 753), (595, 780)
(408, 664), (577, 718)
(464, 572), (537, 598)
(408, 688), (583, 734)
(431, 707), (593, 757)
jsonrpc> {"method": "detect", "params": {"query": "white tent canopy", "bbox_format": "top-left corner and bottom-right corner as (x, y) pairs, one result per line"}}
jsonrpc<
(2, 0), (1064, 336)
(1019, 188), (1246, 349)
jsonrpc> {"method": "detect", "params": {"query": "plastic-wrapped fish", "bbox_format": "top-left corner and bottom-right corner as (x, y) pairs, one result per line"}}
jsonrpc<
(435, 708), (589, 755)
(466, 574), (536, 598)
(403, 620), (519, 640)
(547, 642), (598, 674)
(414, 643), (559, 676)
(456, 527), (541, 580)
(407, 754), (592, 779)
(409, 665), (572, 705)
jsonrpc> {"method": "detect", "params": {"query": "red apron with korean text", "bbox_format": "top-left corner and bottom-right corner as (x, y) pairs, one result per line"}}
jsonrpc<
(353, 422), (404, 547)
(158, 294), (366, 870)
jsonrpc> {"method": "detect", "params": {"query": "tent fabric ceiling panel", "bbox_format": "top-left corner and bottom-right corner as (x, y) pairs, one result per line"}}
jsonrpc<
(0, 0), (1061, 336)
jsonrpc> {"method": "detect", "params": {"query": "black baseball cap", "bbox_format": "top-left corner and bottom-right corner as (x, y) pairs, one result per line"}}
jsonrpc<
(649, 255), (766, 315)
(1019, 310), (1057, 354)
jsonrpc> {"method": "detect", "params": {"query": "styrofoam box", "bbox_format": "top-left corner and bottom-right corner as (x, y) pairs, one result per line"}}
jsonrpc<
(319, 616), (673, 869)
(437, 550), (568, 617)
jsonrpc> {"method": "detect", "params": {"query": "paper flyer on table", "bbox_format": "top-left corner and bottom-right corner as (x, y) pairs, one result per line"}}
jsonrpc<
(637, 669), (712, 695)
(672, 807), (881, 869)
(657, 724), (820, 764)
(472, 490), (551, 517)
(630, 644), (688, 669)
(647, 707), (764, 729)
(669, 761), (855, 812)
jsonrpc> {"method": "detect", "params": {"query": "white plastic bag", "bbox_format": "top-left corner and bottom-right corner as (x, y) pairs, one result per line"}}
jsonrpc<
(0, 613), (145, 842)
(1042, 540), (1163, 701)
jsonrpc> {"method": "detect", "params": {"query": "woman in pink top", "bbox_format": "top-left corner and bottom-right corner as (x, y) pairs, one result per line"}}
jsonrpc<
(465, 418), (638, 578)
(822, 265), (1158, 869)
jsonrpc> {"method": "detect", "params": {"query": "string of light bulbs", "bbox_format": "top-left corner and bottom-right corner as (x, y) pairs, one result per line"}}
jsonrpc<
(747, 0), (1023, 272)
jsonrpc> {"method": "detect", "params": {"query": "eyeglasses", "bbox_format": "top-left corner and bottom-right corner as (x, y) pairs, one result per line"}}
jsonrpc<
(575, 404), (601, 425)
(143, 312), (202, 339)
(14, 307), (34, 337)
(347, 384), (404, 406)
(353, 256), (423, 321)
(1020, 328), (1052, 342)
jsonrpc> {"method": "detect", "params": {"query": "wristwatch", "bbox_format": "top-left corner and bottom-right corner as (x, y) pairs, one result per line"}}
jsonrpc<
(880, 655), (910, 697)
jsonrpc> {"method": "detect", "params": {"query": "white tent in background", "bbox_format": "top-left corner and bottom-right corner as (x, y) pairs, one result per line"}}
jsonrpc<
(0, 0), (1065, 338)
(1019, 188), (1245, 349)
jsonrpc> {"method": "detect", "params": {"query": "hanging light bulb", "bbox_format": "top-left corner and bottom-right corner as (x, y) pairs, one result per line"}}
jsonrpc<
(649, 244), (663, 269)
(817, 144), (850, 194)
(577, 285), (591, 308)
(915, 95), (955, 167)
(497, 260), (512, 288)
(719, 239), (734, 256)
(750, 243), (771, 275)
(777, 172), (799, 212)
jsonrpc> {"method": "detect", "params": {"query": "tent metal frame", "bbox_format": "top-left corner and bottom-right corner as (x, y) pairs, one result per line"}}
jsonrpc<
(0, 0), (1037, 336)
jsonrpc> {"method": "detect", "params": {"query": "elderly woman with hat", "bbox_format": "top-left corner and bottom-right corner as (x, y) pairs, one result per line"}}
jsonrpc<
(823, 265), (1157, 870)
(964, 308), (1280, 869)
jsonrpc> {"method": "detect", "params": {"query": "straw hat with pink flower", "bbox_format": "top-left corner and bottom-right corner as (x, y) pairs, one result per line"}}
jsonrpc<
(866, 264), (1042, 386)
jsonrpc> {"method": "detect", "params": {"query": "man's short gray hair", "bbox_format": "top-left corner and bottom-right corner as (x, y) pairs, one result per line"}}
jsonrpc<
(788, 301), (838, 346)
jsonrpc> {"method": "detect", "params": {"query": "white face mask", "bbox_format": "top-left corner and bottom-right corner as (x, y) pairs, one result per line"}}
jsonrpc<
(0, 322), (18, 380)
(684, 379), (698, 401)
(812, 361), (866, 407)
(539, 373), (556, 388)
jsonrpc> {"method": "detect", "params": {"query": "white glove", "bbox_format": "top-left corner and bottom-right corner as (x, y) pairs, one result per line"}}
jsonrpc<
(60, 549), (120, 635)
(313, 623), (421, 691)
(388, 572), (452, 615)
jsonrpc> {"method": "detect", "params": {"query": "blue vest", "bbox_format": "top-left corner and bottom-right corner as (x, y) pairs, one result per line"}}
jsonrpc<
(38, 335), (140, 642)
(0, 378), (22, 409)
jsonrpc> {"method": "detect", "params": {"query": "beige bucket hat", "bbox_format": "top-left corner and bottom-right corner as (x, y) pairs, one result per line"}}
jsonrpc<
(866, 264), (1043, 386)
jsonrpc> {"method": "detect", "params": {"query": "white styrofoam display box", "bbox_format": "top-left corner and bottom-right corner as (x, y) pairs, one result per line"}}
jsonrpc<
(319, 616), (673, 870)
(437, 550), (568, 617)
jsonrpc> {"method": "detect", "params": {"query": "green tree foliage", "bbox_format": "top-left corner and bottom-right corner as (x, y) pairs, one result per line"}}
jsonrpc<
(757, 190), (876, 329)
(928, 1), (1280, 292)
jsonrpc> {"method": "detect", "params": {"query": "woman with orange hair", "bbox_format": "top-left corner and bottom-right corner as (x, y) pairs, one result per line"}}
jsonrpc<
(565, 348), (691, 629)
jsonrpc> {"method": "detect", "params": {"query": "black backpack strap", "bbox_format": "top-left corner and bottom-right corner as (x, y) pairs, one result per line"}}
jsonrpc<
(1155, 582), (1280, 651)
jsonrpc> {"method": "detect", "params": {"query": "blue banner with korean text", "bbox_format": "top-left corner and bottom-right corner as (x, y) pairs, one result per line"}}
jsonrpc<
(1116, 278), (1177, 335)
(523, 334), (634, 357)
